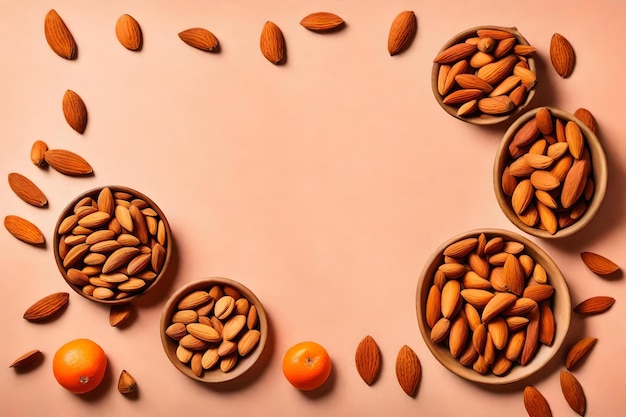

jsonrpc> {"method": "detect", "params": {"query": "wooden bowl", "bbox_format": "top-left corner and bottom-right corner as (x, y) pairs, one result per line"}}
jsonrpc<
(160, 277), (269, 383)
(431, 25), (536, 125)
(416, 228), (571, 385)
(494, 107), (607, 238)
(53, 185), (172, 305)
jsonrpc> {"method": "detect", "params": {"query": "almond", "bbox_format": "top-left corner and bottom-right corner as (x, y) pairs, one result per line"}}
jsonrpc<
(425, 285), (442, 328)
(550, 33), (575, 78)
(561, 159), (589, 208)
(510, 118), (540, 151)
(580, 251), (619, 275)
(573, 296), (615, 314)
(511, 179), (534, 216)
(501, 167), (518, 196)
(565, 337), (597, 370)
(7, 173), (48, 207)
(461, 289), (494, 309)
(300, 12), (345, 32)
(23, 292), (69, 321)
(179, 334), (209, 351)
(469, 51), (495, 68)
(442, 59), (469, 95)
(481, 292), (517, 322)
(118, 370), (137, 394)
(523, 385), (552, 417)
(514, 44), (537, 56)
(62, 90), (87, 134)
(178, 290), (211, 310)
(222, 315), (246, 340)
(457, 99), (478, 117)
(503, 297), (538, 316)
(237, 329), (261, 356)
(9, 349), (42, 368)
(573, 108), (598, 134)
(565, 121), (585, 159)
(520, 306), (540, 366)
(4, 215), (45, 245)
(493, 36), (516, 58)
(462, 270), (492, 290)
(513, 65), (537, 88)
(505, 315), (529, 332)
(186, 323), (222, 343)
(30, 140), (48, 167)
(102, 247), (140, 274)
(260, 21), (285, 64)
(387, 11), (417, 56)
(355, 335), (381, 385)
(44, 9), (77, 59)
(477, 96), (514, 115)
(430, 317), (451, 344)
(178, 28), (219, 52)
(538, 301), (555, 346)
(551, 154), (574, 183)
(488, 75), (520, 97)
(202, 347), (220, 369)
(165, 322), (188, 340)
(509, 85), (529, 107)
(472, 323), (487, 354)
(476, 54), (518, 85)
(477, 37), (496, 53)
(536, 201), (558, 235)
(220, 352), (238, 372)
(476, 29), (514, 40)
(44, 149), (93, 176)
(455, 74), (494, 93)
(449, 313), (469, 357)
(433, 42), (477, 64)
(109, 303), (133, 327)
(441, 280), (461, 318)
(523, 284), (554, 303)
(534, 107), (553, 135)
(395, 345), (420, 397)
(115, 14), (142, 50)
(504, 330), (525, 361)
(491, 354), (512, 376)
(442, 88), (483, 105)
(439, 262), (466, 279)
(560, 370), (586, 416)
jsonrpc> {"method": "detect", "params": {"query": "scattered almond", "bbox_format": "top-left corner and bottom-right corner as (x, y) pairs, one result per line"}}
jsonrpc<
(300, 12), (344, 32)
(565, 337), (597, 370)
(387, 11), (417, 56)
(44, 9), (77, 59)
(116, 14), (142, 50)
(573, 296), (615, 315)
(260, 21), (285, 64)
(560, 370), (586, 416)
(118, 370), (137, 394)
(355, 335), (382, 385)
(23, 292), (69, 321)
(4, 215), (45, 245)
(395, 345), (420, 397)
(550, 33), (575, 78)
(580, 251), (619, 275)
(109, 303), (133, 327)
(9, 349), (42, 368)
(178, 28), (219, 52)
(30, 140), (48, 167)
(62, 90), (88, 133)
(7, 173), (48, 207)
(573, 108), (598, 134)
(44, 149), (93, 176)
(523, 385), (552, 417)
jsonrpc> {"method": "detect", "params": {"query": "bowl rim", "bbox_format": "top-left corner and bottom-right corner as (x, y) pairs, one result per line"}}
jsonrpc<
(52, 185), (173, 305)
(159, 277), (269, 383)
(431, 25), (537, 125)
(416, 228), (571, 385)
(493, 106), (608, 239)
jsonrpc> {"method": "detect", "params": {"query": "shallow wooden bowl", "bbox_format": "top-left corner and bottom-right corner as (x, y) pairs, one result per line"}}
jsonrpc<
(53, 185), (172, 305)
(494, 107), (607, 238)
(416, 228), (571, 385)
(160, 277), (269, 383)
(431, 25), (536, 125)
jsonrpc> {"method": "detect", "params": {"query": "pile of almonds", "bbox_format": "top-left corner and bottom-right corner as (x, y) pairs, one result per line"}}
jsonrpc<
(165, 284), (261, 376)
(55, 186), (169, 301)
(425, 232), (556, 376)
(434, 28), (537, 119)
(501, 107), (596, 235)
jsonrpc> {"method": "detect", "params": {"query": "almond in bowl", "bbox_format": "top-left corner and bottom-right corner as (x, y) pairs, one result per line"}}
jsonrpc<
(494, 107), (607, 238)
(432, 25), (537, 125)
(160, 277), (268, 383)
(416, 229), (571, 385)
(53, 186), (172, 305)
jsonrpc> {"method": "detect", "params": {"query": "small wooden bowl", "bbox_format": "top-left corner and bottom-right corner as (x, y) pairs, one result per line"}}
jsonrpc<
(416, 229), (571, 385)
(53, 185), (172, 305)
(494, 107), (607, 239)
(160, 277), (269, 383)
(431, 25), (536, 125)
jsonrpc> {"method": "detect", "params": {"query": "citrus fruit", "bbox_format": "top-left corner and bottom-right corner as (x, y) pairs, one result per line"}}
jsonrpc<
(282, 341), (331, 391)
(52, 338), (108, 394)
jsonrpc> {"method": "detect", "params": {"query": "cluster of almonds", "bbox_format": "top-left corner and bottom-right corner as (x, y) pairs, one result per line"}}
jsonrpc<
(501, 107), (596, 235)
(434, 28), (537, 118)
(425, 233), (556, 376)
(56, 187), (168, 301)
(165, 285), (261, 376)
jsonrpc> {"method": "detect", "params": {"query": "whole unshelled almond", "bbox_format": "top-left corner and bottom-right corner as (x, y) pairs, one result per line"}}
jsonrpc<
(355, 335), (381, 385)
(118, 369), (137, 394)
(573, 108), (597, 134)
(574, 296), (615, 314)
(44, 149), (93, 175)
(237, 329), (261, 356)
(580, 251), (619, 275)
(300, 12), (344, 32)
(116, 14), (142, 51)
(550, 33), (575, 78)
(387, 10), (417, 56)
(44, 9), (77, 59)
(560, 370), (586, 416)
(23, 292), (69, 321)
(565, 337), (597, 370)
(9, 349), (42, 368)
(62, 90), (87, 134)
(178, 28), (219, 52)
(30, 140), (48, 167)
(523, 385), (552, 417)
(7, 173), (48, 207)
(260, 21), (285, 65)
(109, 303), (133, 327)
(4, 215), (45, 245)
(477, 96), (515, 115)
(433, 42), (476, 64)
(395, 345), (420, 397)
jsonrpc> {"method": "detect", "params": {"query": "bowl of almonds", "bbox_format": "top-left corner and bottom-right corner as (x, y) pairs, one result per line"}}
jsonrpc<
(416, 229), (571, 384)
(432, 26), (537, 125)
(53, 185), (172, 304)
(160, 277), (268, 383)
(494, 107), (607, 238)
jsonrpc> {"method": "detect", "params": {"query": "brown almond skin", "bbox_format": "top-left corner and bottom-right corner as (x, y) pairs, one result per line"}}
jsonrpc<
(4, 215), (45, 245)
(387, 10), (417, 56)
(7, 173), (48, 207)
(355, 335), (381, 385)
(23, 292), (69, 321)
(395, 345), (421, 397)
(9, 349), (42, 368)
(44, 9), (77, 59)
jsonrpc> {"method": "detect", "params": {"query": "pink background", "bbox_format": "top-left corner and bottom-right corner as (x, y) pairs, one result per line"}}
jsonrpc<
(2, 1), (625, 415)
